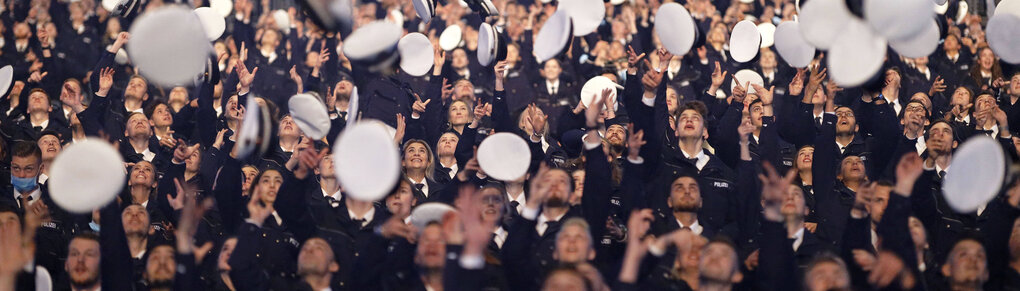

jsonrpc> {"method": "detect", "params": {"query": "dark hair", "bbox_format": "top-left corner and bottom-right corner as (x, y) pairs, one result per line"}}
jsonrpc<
(38, 130), (62, 143)
(70, 232), (101, 245)
(247, 167), (282, 197)
(678, 100), (708, 119)
(143, 99), (169, 120)
(12, 141), (42, 161)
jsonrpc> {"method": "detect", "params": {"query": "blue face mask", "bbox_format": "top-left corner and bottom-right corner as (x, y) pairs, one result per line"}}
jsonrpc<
(11, 175), (38, 193)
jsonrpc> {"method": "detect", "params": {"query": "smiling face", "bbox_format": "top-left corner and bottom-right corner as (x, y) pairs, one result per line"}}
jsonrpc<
(129, 161), (156, 188)
(65, 237), (101, 289)
(402, 142), (431, 171)
(796, 146), (814, 172)
(605, 124), (626, 147)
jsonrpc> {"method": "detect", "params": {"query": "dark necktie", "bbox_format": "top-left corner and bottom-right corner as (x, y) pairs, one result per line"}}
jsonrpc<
(33, 126), (42, 132)
(938, 170), (947, 179)
(414, 183), (425, 192)
(325, 196), (340, 208)
(815, 116), (822, 126)
(685, 156), (699, 165)
(352, 218), (366, 228)
(509, 201), (520, 217)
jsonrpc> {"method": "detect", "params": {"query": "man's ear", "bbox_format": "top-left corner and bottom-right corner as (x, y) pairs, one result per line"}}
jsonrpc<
(703, 127), (709, 140)
(587, 248), (596, 261)
(329, 262), (339, 273)
(142, 93), (149, 102)
(942, 262), (951, 278)
(953, 140), (959, 149)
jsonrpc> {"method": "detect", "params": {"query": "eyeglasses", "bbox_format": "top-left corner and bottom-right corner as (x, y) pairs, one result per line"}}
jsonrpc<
(835, 111), (855, 118)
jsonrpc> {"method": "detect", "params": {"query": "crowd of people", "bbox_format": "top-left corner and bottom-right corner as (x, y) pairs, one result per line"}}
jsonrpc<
(1, 0), (1020, 290)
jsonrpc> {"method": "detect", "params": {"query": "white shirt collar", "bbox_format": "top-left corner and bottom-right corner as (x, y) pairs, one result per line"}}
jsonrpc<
(681, 148), (710, 171)
(409, 176), (429, 197)
(442, 162), (459, 180)
(791, 227), (806, 251)
(493, 226), (509, 249)
(13, 187), (42, 208)
(546, 80), (560, 93)
(139, 147), (156, 162)
(536, 211), (567, 236)
(676, 219), (704, 235)
(915, 134), (927, 156)
(31, 119), (49, 129)
(348, 207), (376, 227)
(321, 186), (342, 202)
(507, 191), (526, 214)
